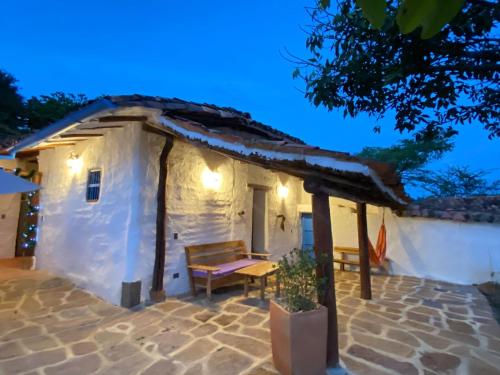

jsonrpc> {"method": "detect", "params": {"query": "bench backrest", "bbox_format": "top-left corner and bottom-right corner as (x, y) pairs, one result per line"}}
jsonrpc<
(185, 240), (248, 267)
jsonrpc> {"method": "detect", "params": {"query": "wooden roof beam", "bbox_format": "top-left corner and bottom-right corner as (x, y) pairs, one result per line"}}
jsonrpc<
(78, 125), (124, 130)
(304, 177), (396, 208)
(43, 139), (86, 144)
(59, 133), (103, 138)
(98, 115), (148, 122)
(17, 143), (76, 153)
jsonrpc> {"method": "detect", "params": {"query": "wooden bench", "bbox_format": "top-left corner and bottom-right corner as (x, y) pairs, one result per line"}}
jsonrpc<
(334, 246), (389, 273)
(185, 240), (270, 299)
(334, 246), (370, 271)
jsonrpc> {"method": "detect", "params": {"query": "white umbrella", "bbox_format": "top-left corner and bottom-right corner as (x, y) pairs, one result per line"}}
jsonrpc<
(0, 169), (40, 194)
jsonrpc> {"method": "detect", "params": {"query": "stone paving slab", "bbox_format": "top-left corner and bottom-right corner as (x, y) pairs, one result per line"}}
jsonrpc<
(0, 267), (499, 374)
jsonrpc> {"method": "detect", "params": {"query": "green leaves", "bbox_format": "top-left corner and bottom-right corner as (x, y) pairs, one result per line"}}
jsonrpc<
(319, 0), (465, 39)
(319, 0), (331, 9)
(25, 92), (90, 131)
(301, 0), (498, 141)
(420, 0), (465, 39)
(357, 138), (454, 175)
(396, 0), (433, 34)
(411, 166), (500, 198)
(277, 249), (320, 313)
(356, 0), (386, 29)
(397, 0), (465, 38)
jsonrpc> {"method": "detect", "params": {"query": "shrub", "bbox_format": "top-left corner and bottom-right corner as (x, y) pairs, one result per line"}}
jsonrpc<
(276, 248), (322, 313)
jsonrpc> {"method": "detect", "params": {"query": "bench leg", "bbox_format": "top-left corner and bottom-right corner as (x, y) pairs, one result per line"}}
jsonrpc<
(260, 276), (266, 301)
(207, 272), (212, 300)
(244, 276), (249, 297)
(188, 270), (197, 296)
(340, 253), (345, 272)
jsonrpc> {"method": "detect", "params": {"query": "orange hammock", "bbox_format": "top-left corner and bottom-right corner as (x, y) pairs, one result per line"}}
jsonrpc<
(368, 211), (387, 266)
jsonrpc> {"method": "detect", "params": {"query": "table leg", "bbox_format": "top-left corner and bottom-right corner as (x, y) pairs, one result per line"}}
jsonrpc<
(260, 276), (266, 300)
(244, 276), (249, 297)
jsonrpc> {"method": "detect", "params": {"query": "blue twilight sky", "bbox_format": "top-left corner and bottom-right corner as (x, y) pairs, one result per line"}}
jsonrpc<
(1, 0), (498, 185)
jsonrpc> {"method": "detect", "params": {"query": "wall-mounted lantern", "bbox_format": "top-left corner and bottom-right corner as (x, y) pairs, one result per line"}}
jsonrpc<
(277, 183), (289, 199)
(202, 168), (222, 190)
(66, 153), (82, 174)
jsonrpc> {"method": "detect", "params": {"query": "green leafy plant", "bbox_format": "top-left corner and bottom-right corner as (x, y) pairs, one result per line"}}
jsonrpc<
(358, 138), (453, 178)
(412, 166), (500, 197)
(298, 0), (499, 141)
(276, 248), (322, 313)
(319, 0), (465, 39)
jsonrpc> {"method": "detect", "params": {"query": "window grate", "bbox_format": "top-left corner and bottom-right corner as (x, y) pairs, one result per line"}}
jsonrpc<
(86, 169), (101, 202)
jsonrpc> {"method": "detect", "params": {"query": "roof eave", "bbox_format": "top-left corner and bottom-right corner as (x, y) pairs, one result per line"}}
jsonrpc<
(6, 99), (118, 156)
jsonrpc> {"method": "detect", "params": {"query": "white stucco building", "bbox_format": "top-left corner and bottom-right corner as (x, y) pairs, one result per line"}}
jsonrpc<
(1, 95), (499, 306)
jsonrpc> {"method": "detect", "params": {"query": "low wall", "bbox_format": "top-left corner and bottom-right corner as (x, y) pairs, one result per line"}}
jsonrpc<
(328, 199), (500, 285)
(387, 214), (500, 285)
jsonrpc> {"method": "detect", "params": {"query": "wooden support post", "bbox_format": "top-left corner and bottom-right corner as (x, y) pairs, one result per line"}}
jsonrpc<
(150, 135), (174, 302)
(312, 192), (339, 368)
(357, 202), (372, 300)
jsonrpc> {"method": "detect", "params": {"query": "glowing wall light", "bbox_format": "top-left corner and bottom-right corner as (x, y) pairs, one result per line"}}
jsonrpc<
(202, 168), (222, 190)
(277, 183), (289, 199)
(66, 153), (83, 174)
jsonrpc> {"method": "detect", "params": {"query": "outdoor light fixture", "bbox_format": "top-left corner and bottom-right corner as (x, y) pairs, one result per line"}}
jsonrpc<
(202, 168), (221, 190)
(66, 153), (82, 174)
(277, 183), (289, 199)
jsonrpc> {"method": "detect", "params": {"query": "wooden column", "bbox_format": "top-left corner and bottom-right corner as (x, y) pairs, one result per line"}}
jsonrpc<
(312, 192), (339, 368)
(356, 202), (372, 300)
(150, 134), (174, 302)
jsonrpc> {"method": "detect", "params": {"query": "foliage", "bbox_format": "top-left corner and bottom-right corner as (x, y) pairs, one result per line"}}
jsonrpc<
(0, 69), (91, 138)
(25, 92), (90, 131)
(276, 248), (321, 313)
(412, 166), (500, 197)
(358, 138), (453, 179)
(357, 138), (500, 198)
(320, 0), (466, 39)
(0, 70), (24, 137)
(297, 0), (499, 141)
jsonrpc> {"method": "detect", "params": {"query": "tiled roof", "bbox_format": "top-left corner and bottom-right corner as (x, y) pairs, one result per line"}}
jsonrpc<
(104, 96), (409, 206)
(1, 94), (410, 207)
(402, 195), (500, 224)
(106, 95), (307, 145)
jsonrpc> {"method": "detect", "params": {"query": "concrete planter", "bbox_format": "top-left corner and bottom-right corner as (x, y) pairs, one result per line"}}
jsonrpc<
(270, 299), (328, 375)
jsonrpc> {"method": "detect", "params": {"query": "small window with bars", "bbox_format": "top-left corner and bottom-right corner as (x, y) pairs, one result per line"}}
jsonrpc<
(86, 169), (102, 202)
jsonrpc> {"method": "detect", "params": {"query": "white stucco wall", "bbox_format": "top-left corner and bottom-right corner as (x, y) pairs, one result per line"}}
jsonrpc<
(322, 198), (500, 285)
(386, 214), (500, 285)
(134, 135), (303, 298)
(0, 159), (22, 259)
(36, 124), (144, 305)
(34, 125), (304, 304)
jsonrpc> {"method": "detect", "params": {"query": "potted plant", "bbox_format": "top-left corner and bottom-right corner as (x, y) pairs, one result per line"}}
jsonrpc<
(270, 248), (327, 375)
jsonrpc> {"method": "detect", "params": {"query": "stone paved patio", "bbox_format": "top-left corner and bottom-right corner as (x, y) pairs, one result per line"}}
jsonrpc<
(1, 267), (500, 374)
